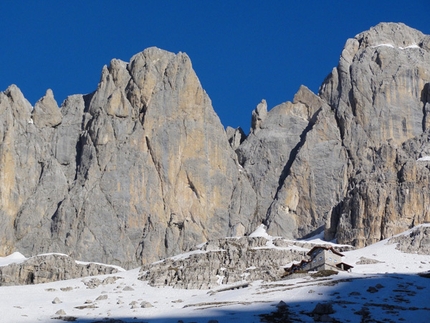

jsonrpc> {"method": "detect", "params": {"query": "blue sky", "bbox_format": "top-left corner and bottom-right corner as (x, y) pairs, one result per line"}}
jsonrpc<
(1, 1), (429, 132)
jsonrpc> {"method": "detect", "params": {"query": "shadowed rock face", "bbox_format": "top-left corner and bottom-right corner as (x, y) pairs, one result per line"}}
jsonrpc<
(1, 23), (430, 267)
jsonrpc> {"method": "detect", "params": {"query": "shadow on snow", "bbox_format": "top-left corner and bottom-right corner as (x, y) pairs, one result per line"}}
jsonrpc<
(56, 272), (430, 323)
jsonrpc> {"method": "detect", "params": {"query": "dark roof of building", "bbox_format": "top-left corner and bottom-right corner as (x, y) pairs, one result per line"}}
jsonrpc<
(307, 245), (345, 257)
(336, 262), (354, 270)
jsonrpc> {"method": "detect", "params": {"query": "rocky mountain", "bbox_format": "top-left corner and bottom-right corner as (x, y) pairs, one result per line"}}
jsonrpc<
(239, 22), (430, 246)
(0, 22), (429, 268)
(0, 48), (257, 268)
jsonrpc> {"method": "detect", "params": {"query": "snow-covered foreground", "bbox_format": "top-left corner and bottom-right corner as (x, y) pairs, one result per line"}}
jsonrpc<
(1, 226), (429, 323)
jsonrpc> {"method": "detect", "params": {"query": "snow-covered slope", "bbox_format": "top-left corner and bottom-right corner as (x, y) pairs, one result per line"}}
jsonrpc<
(0, 225), (429, 323)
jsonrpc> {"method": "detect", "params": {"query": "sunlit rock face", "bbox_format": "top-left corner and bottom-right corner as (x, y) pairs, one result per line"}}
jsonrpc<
(0, 48), (257, 268)
(239, 23), (430, 246)
(319, 23), (430, 246)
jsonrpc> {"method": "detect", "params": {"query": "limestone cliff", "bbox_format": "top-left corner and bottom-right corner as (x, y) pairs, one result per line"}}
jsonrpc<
(242, 23), (430, 246)
(320, 23), (430, 246)
(0, 48), (257, 268)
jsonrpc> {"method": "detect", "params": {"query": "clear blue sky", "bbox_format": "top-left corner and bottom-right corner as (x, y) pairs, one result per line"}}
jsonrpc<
(1, 1), (429, 132)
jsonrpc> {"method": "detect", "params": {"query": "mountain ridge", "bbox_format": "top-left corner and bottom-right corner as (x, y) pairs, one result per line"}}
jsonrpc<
(0, 22), (429, 268)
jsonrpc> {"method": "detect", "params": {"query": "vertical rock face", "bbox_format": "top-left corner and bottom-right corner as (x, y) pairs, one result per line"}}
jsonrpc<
(237, 23), (430, 246)
(237, 86), (328, 229)
(265, 94), (349, 239)
(319, 23), (430, 246)
(0, 48), (257, 268)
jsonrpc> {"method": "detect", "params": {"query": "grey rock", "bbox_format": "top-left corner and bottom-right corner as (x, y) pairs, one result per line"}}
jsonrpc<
(171, 299), (183, 303)
(55, 309), (66, 315)
(129, 300), (140, 309)
(140, 301), (154, 308)
(0, 254), (119, 286)
(237, 87), (323, 225)
(264, 90), (348, 238)
(2, 23), (430, 269)
(276, 301), (288, 309)
(0, 47), (259, 268)
(319, 23), (430, 246)
(83, 278), (102, 289)
(356, 257), (384, 265)
(388, 225), (430, 254)
(139, 236), (306, 289)
(32, 89), (62, 128)
(60, 286), (73, 292)
(226, 126), (246, 150)
(52, 297), (62, 304)
(96, 294), (108, 301)
(249, 22), (430, 246)
(102, 276), (122, 285)
(251, 99), (267, 133)
(312, 302), (335, 315)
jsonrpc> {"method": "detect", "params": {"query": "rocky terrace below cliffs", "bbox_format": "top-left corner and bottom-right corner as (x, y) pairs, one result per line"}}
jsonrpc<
(0, 253), (123, 286)
(139, 225), (355, 289)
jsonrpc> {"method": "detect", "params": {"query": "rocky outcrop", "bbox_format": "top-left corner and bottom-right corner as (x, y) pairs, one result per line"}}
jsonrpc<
(139, 236), (307, 289)
(32, 89), (63, 128)
(388, 225), (430, 254)
(226, 126), (246, 150)
(0, 254), (119, 286)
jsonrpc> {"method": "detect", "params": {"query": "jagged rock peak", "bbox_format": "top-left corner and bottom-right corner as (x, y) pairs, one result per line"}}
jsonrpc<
(320, 22), (430, 145)
(333, 23), (430, 78)
(226, 126), (246, 150)
(32, 89), (62, 128)
(251, 99), (267, 133)
(1, 84), (33, 122)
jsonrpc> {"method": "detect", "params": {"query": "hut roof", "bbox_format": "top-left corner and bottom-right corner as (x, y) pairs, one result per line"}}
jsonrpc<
(307, 245), (344, 257)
